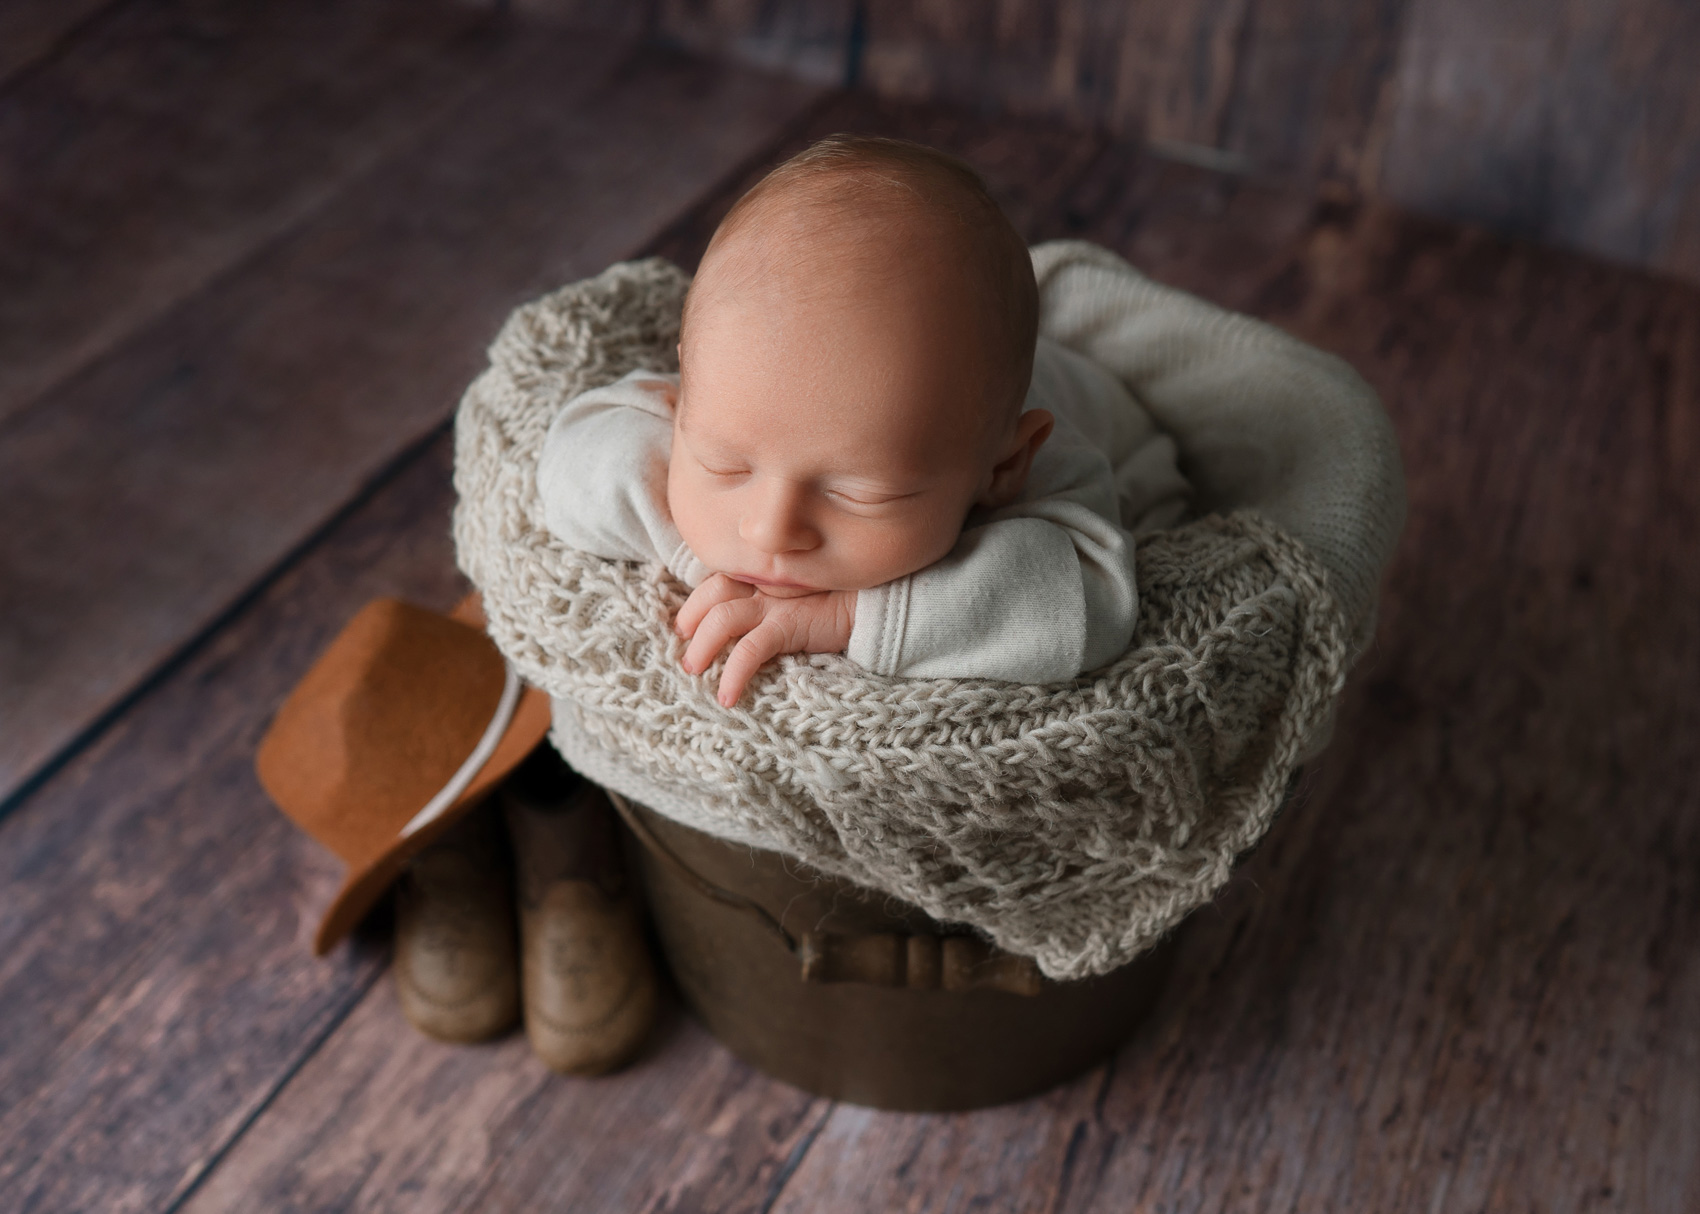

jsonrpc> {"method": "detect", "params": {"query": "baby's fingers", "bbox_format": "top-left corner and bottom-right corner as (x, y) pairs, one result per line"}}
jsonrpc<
(717, 621), (790, 707)
(681, 594), (764, 674)
(676, 573), (754, 639)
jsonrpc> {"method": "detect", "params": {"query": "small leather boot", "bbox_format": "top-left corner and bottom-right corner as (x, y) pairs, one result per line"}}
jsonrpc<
(501, 749), (659, 1075)
(392, 800), (521, 1043)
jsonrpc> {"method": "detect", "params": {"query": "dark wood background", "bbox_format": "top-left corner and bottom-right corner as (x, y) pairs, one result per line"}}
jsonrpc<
(1, 1), (1696, 1210)
(525, 0), (1700, 287)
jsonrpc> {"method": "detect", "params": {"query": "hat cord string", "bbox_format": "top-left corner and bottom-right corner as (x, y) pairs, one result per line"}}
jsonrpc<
(398, 661), (523, 840)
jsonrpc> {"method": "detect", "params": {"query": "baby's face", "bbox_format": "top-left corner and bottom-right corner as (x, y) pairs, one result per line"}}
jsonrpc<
(669, 235), (1007, 596)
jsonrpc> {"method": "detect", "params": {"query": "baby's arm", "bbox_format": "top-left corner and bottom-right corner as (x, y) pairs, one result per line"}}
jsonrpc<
(840, 341), (1180, 684)
(673, 407), (1143, 692)
(536, 370), (709, 586)
(847, 474), (1138, 684)
(672, 451), (1133, 697)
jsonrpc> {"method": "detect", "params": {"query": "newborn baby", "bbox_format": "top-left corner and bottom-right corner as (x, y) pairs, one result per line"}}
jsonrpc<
(539, 135), (1189, 705)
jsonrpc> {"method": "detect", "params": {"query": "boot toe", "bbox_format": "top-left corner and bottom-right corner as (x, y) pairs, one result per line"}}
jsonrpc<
(391, 812), (521, 1044)
(394, 926), (521, 1044)
(522, 881), (659, 1074)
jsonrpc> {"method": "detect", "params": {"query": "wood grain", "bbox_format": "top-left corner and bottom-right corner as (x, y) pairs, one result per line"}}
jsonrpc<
(1051, 203), (1700, 1211)
(527, 0), (1405, 182)
(859, 0), (1251, 152)
(849, 0), (1700, 284)
(4, 16), (1698, 1210)
(0, 0), (514, 426)
(528, 0), (1700, 286)
(0, 439), (464, 1214)
(0, 0), (116, 89)
(750, 0), (1411, 182)
(654, 0), (858, 85)
(0, 41), (823, 807)
(0, 444), (818, 1214)
(1375, 0), (1700, 285)
(767, 1069), (1117, 1214)
(1222, 0), (1406, 181)
(177, 986), (827, 1212)
(1041, 138), (1320, 308)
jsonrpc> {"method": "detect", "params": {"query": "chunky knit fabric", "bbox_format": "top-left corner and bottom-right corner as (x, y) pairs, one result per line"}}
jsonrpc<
(454, 249), (1391, 980)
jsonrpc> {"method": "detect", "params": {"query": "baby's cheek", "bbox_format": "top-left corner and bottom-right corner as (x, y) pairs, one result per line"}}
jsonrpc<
(843, 512), (961, 584)
(667, 463), (733, 558)
(665, 458), (700, 538)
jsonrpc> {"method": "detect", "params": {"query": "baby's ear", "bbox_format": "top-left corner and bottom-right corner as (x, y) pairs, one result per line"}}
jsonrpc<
(979, 409), (1054, 509)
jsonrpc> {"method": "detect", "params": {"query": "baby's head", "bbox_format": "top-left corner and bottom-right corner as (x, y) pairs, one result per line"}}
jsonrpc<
(668, 135), (1049, 596)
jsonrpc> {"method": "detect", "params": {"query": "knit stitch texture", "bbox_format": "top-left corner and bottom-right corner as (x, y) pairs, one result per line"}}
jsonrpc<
(454, 252), (1366, 980)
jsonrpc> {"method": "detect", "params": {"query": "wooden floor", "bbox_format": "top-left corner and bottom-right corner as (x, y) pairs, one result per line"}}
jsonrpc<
(3, 3), (1697, 1212)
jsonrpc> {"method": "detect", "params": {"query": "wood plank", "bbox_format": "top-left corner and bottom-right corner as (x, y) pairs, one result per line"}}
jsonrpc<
(1222, 0), (1406, 181)
(766, 1069), (1116, 1214)
(0, 443), (818, 1212)
(0, 439), (463, 1214)
(530, 0), (1700, 286)
(0, 0), (115, 90)
(1042, 139), (1321, 309)
(654, 0), (857, 85)
(854, 0), (1408, 181)
(859, 0), (1253, 150)
(0, 39), (824, 1211)
(0, 41), (824, 806)
(761, 143), (1700, 1212)
(0, 0), (517, 426)
(0, 428), (814, 1214)
(1194, 199), (1700, 1210)
(530, 0), (1405, 184)
(517, 0), (857, 85)
(7, 61), (1695, 1214)
(177, 986), (826, 1212)
(1374, 0), (1700, 283)
(518, 0), (1700, 286)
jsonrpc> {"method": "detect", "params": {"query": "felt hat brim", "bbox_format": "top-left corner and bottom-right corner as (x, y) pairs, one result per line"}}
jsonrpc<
(310, 682), (552, 955)
(256, 593), (556, 955)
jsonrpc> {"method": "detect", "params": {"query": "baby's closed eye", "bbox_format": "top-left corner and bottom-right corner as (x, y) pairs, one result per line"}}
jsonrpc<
(825, 488), (913, 508)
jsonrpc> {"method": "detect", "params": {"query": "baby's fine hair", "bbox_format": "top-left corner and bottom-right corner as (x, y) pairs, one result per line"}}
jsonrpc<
(688, 134), (1040, 417)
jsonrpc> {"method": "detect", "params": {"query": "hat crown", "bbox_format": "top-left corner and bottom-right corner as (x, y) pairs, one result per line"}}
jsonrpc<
(257, 599), (506, 866)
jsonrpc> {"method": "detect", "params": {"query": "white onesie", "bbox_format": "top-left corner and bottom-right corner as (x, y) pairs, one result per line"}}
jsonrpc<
(537, 335), (1190, 684)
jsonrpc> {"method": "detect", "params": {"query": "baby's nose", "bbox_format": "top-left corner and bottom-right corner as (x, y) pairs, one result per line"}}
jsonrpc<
(739, 481), (820, 554)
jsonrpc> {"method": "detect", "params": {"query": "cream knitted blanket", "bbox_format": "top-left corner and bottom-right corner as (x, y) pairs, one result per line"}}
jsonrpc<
(454, 245), (1397, 980)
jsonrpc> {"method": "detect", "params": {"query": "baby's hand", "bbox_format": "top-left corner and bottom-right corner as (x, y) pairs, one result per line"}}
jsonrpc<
(675, 574), (855, 707)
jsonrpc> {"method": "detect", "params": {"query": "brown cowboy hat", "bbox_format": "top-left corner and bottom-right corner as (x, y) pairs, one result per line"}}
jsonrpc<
(256, 594), (552, 954)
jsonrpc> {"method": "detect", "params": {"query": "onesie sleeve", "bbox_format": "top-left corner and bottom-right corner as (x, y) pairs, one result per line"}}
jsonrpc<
(536, 370), (711, 587)
(845, 416), (1139, 683)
